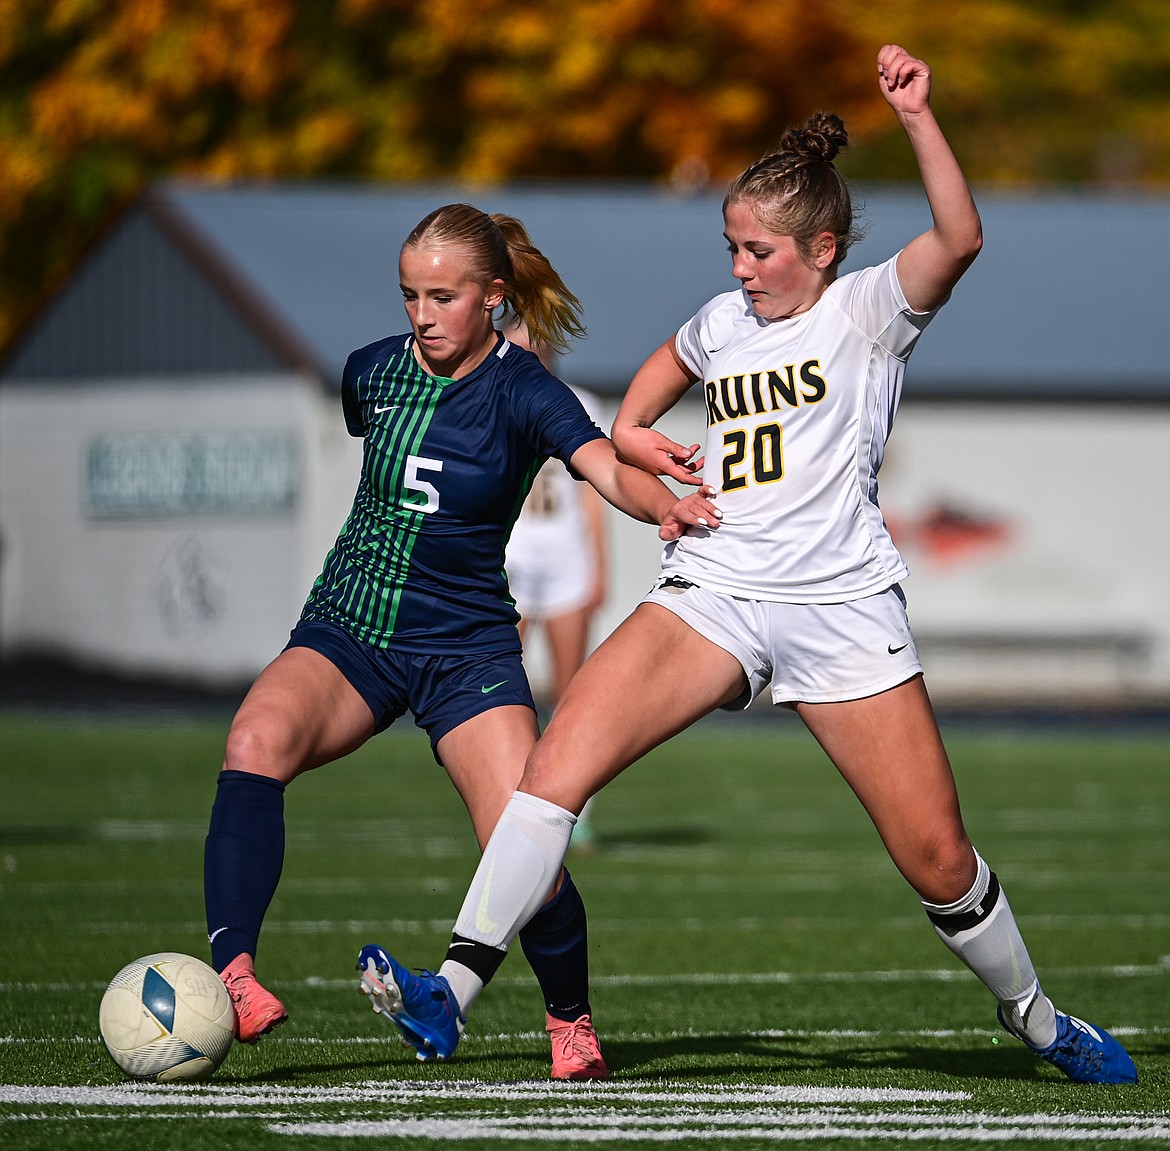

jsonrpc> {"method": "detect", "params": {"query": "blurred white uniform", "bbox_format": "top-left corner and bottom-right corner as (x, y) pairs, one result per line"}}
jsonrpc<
(507, 388), (605, 620)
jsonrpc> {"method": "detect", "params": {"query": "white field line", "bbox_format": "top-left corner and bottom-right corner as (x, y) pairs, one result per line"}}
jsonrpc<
(4, 958), (1167, 996)
(42, 912), (1170, 937)
(4, 1023), (1169, 1047)
(3, 1082), (1169, 1144)
(270, 1115), (1170, 1142)
(0, 1082), (972, 1105)
(10, 868), (1170, 899)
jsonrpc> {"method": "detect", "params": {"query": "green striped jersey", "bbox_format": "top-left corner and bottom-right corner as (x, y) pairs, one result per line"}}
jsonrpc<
(300, 331), (605, 652)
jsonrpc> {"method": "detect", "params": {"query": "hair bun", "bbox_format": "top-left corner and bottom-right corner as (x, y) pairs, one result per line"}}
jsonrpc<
(779, 112), (849, 165)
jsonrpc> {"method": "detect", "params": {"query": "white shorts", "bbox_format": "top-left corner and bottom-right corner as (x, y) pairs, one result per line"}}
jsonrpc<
(508, 554), (594, 620)
(642, 577), (922, 708)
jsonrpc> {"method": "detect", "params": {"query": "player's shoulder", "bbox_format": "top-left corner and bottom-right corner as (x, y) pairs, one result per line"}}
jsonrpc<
(496, 337), (570, 398)
(683, 289), (761, 353)
(344, 333), (412, 379)
(693, 289), (753, 322)
(824, 254), (900, 305)
(496, 336), (547, 380)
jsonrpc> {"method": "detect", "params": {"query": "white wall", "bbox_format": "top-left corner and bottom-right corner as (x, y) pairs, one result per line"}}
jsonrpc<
(0, 374), (362, 682)
(878, 403), (1170, 703)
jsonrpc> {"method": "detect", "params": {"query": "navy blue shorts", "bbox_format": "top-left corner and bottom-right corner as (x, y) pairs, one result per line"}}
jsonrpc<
(284, 620), (536, 753)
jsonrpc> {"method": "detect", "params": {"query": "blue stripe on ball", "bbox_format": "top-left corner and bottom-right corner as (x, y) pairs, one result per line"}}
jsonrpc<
(142, 966), (177, 1033)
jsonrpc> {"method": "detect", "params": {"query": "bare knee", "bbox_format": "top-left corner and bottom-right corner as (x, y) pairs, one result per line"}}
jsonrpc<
(520, 738), (560, 797)
(907, 837), (978, 905)
(222, 712), (302, 783)
(520, 735), (588, 814)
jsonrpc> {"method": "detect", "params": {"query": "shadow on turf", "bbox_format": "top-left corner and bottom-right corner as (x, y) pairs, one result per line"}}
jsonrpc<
(238, 1059), (408, 1082)
(0, 823), (94, 844)
(586, 825), (713, 848)
(595, 1033), (1061, 1083)
(229, 1035), (1056, 1085)
(228, 1048), (581, 1083)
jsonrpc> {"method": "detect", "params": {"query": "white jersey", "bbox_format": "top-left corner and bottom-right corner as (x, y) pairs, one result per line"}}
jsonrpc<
(664, 253), (937, 603)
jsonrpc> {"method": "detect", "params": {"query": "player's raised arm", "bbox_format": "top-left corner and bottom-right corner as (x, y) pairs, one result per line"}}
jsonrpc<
(611, 340), (704, 485)
(878, 44), (982, 313)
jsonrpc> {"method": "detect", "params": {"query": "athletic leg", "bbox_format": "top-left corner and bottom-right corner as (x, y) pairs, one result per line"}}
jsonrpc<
(796, 678), (1045, 1009)
(794, 676), (973, 903)
(432, 705), (604, 1076)
(439, 706), (595, 1016)
(357, 608), (745, 1065)
(431, 704), (549, 1013)
(796, 676), (1136, 1082)
(542, 605), (600, 851)
(355, 701), (593, 1072)
(445, 605), (747, 1004)
(205, 647), (375, 1040)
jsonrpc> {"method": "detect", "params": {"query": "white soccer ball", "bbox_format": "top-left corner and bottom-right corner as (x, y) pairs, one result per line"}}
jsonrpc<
(99, 952), (235, 1082)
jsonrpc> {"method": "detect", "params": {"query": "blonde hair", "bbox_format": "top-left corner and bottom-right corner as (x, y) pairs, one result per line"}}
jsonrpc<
(403, 204), (586, 354)
(724, 113), (863, 268)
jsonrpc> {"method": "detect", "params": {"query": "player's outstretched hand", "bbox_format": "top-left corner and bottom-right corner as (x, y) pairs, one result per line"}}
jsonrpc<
(876, 44), (931, 116)
(616, 425), (704, 486)
(659, 485), (722, 541)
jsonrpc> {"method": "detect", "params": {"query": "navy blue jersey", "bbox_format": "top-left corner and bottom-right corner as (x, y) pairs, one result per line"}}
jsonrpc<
(301, 331), (605, 653)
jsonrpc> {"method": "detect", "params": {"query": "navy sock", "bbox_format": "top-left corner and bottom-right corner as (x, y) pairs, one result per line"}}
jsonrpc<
(203, 770), (285, 972)
(518, 868), (591, 1021)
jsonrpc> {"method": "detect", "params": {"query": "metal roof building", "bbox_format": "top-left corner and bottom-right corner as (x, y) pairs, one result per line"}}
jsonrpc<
(5, 179), (1170, 399)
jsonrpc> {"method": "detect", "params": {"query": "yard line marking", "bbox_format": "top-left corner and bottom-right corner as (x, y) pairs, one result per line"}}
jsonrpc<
(0, 1082), (971, 1105)
(4, 1082), (1168, 1144)
(6, 876), (458, 897)
(3, 958), (1167, 995)
(5, 1024), (1169, 1046)
(48, 912), (1170, 936)
(271, 1114), (1170, 1142)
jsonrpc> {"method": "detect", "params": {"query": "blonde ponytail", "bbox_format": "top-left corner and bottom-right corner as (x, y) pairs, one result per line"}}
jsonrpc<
(403, 204), (586, 354)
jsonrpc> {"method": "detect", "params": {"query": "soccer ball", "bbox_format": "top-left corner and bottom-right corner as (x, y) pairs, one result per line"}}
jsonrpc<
(99, 952), (235, 1082)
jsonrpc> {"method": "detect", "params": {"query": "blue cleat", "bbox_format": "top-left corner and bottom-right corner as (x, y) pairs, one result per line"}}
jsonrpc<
(999, 1007), (1138, 1084)
(356, 943), (464, 1061)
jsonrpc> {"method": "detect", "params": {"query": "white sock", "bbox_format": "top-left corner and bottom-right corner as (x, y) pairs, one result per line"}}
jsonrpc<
(922, 852), (1058, 1049)
(437, 963), (483, 1016)
(452, 791), (576, 950)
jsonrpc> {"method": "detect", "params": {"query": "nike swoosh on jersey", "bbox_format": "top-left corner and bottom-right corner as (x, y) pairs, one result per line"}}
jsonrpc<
(887, 643), (909, 655)
(480, 680), (509, 694)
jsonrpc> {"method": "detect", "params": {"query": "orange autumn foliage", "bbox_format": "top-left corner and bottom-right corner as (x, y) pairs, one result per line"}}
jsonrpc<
(2, 0), (1169, 348)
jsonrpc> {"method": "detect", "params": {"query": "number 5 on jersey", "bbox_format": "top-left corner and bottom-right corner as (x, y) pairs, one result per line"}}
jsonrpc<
(405, 455), (443, 513)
